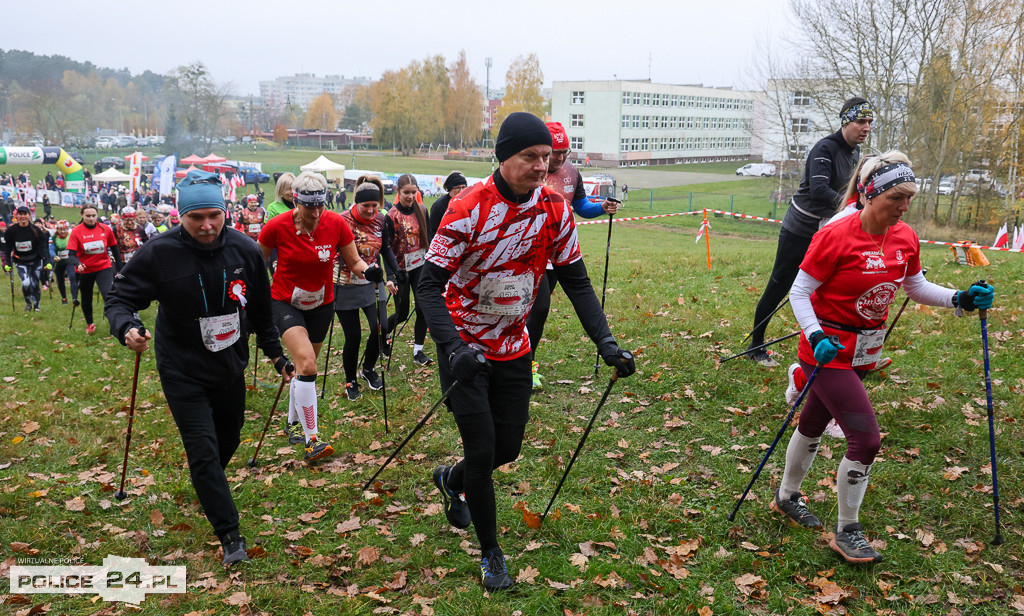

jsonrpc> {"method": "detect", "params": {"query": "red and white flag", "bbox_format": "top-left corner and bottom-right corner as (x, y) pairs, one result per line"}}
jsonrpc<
(993, 223), (1008, 248)
(1014, 224), (1024, 251)
(695, 219), (710, 243)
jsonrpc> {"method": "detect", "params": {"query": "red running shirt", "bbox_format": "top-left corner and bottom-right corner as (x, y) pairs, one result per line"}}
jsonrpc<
(426, 176), (582, 360)
(258, 210), (354, 307)
(388, 204), (426, 270)
(67, 222), (117, 273)
(797, 213), (922, 369)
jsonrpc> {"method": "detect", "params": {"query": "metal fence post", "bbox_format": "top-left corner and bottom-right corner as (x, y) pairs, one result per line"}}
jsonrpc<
(730, 194), (735, 213)
(649, 189), (653, 211)
(689, 192), (693, 210)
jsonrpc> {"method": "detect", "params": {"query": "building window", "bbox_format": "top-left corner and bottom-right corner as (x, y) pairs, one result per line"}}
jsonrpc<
(791, 117), (810, 133)
(661, 116), (669, 129)
(641, 138), (650, 150)
(622, 91), (632, 105)
(642, 116), (650, 129)
(631, 138), (640, 151)
(571, 91), (585, 105)
(571, 114), (584, 128)
(620, 138), (629, 151)
(793, 91), (812, 106)
(632, 116), (641, 128)
(633, 92), (641, 105)
(621, 115), (631, 128)
(570, 136), (584, 150)
(643, 93), (651, 106)
(789, 144), (810, 159)
(653, 93), (660, 106)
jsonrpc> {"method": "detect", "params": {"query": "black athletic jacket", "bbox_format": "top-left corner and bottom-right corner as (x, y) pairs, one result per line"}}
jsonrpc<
(3, 223), (49, 263)
(784, 129), (860, 238)
(105, 224), (283, 388)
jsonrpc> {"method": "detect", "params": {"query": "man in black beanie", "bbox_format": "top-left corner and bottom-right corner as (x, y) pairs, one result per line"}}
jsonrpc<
(417, 111), (636, 591)
(426, 171), (468, 241)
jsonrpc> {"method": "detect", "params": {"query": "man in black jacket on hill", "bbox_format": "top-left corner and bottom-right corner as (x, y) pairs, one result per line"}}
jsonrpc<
(745, 97), (873, 366)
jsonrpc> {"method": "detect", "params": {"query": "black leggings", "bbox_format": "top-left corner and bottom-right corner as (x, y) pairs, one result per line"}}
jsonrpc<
(54, 260), (79, 302)
(388, 265), (427, 346)
(336, 305), (383, 382)
(79, 267), (113, 326)
(438, 351), (531, 552)
(749, 228), (813, 348)
(527, 268), (560, 354)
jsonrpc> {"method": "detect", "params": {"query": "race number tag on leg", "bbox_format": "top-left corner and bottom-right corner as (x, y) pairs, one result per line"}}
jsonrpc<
(199, 311), (241, 352)
(851, 328), (886, 367)
(404, 249), (425, 271)
(291, 285), (325, 310)
(477, 272), (533, 316)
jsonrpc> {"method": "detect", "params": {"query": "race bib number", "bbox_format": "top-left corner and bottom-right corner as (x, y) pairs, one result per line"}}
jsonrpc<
(57, 249), (69, 259)
(248, 223), (262, 234)
(477, 272), (533, 316)
(404, 249), (425, 271)
(851, 328), (886, 367)
(123, 250), (136, 262)
(291, 285), (325, 310)
(15, 241), (32, 252)
(199, 311), (241, 353)
(83, 239), (105, 255)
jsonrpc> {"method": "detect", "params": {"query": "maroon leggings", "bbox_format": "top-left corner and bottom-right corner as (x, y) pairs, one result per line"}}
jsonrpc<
(795, 360), (880, 465)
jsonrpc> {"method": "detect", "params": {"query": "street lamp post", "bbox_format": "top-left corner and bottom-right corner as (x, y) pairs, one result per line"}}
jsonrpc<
(111, 98), (125, 135)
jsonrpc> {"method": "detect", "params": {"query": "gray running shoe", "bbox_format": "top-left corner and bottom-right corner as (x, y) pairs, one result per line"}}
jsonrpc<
(285, 420), (304, 445)
(830, 523), (883, 564)
(770, 488), (822, 529)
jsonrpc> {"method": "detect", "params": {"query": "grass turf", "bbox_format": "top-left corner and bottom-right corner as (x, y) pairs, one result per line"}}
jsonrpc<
(0, 216), (1021, 615)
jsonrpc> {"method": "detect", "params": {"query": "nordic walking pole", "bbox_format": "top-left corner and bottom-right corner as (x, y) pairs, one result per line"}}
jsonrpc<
(594, 207), (617, 378)
(252, 345), (259, 388)
(248, 374), (290, 468)
(742, 298), (790, 344)
(114, 325), (147, 501)
(8, 268), (14, 313)
(727, 350), (832, 522)
(542, 366), (624, 523)
(718, 331), (800, 364)
(374, 282), (389, 433)
(320, 315), (335, 399)
(976, 279), (1004, 545)
(362, 380), (460, 490)
(68, 299), (79, 330)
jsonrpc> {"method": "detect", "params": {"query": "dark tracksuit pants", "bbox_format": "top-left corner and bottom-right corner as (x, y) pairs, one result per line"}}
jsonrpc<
(161, 368), (246, 540)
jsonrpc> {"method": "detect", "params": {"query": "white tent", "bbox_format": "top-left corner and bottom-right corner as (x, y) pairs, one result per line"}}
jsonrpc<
(93, 168), (132, 182)
(300, 155), (346, 185)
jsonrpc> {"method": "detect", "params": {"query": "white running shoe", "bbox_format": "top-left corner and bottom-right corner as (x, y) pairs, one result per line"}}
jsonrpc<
(785, 363), (800, 406)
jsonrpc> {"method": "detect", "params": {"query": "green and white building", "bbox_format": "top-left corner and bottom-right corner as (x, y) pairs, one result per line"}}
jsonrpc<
(550, 80), (760, 168)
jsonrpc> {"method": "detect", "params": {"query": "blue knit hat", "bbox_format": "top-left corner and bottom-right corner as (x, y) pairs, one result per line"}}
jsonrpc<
(176, 170), (226, 214)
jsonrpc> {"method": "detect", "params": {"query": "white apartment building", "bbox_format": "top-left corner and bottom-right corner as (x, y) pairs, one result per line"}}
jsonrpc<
(757, 80), (842, 163)
(550, 80), (759, 168)
(259, 73), (373, 110)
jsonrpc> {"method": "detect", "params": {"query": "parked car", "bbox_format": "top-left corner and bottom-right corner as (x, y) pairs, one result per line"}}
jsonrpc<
(239, 167), (270, 185)
(963, 169), (990, 183)
(112, 136), (134, 147)
(95, 137), (115, 149)
(150, 135), (166, 145)
(241, 136), (253, 143)
(222, 136), (238, 144)
(937, 179), (955, 195)
(736, 163), (777, 177)
(95, 156), (126, 172)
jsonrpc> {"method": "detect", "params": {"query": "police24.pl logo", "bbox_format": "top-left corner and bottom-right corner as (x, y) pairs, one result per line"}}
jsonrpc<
(10, 555), (185, 604)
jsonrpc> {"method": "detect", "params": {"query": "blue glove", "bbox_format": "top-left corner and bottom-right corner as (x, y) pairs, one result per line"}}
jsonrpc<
(956, 283), (995, 311)
(809, 332), (844, 365)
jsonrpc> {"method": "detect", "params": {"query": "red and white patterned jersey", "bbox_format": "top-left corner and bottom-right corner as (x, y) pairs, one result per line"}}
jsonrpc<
(387, 204), (426, 271)
(114, 224), (145, 261)
(337, 207), (385, 286)
(236, 207), (266, 241)
(426, 176), (582, 360)
(797, 213), (922, 369)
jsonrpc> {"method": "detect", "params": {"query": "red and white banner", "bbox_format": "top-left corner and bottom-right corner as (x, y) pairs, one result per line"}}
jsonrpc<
(127, 151), (143, 204)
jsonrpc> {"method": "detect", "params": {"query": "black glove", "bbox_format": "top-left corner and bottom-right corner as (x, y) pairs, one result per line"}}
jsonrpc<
(394, 269), (409, 285)
(449, 343), (487, 383)
(598, 341), (636, 377)
(955, 282), (995, 311)
(274, 355), (294, 377)
(363, 265), (384, 283)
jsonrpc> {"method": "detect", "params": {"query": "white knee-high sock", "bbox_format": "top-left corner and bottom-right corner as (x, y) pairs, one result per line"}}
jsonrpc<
(779, 430), (821, 498)
(287, 378), (299, 424)
(293, 375), (318, 440)
(837, 456), (871, 530)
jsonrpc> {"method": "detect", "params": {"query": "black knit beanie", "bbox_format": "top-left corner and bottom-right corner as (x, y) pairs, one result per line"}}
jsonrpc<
(443, 172), (467, 191)
(495, 112), (552, 162)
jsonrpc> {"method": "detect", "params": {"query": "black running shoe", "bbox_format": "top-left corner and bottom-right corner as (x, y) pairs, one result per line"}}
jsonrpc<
(360, 368), (383, 391)
(304, 436), (334, 462)
(284, 420), (304, 445)
(432, 465), (471, 529)
(413, 350), (433, 366)
(770, 488), (822, 529)
(220, 532), (249, 566)
(480, 547), (514, 591)
(830, 523), (883, 564)
(345, 380), (361, 401)
(61, 298), (68, 305)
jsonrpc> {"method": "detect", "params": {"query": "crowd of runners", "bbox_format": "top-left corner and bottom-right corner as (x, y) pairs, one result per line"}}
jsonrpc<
(1, 107), (1001, 591)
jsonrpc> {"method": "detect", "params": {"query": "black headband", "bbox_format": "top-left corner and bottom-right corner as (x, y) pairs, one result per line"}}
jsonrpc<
(295, 188), (327, 207)
(859, 163), (915, 200)
(355, 186), (381, 203)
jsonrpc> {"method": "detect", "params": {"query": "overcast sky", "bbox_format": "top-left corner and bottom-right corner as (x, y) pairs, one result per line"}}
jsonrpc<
(9, 0), (794, 95)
